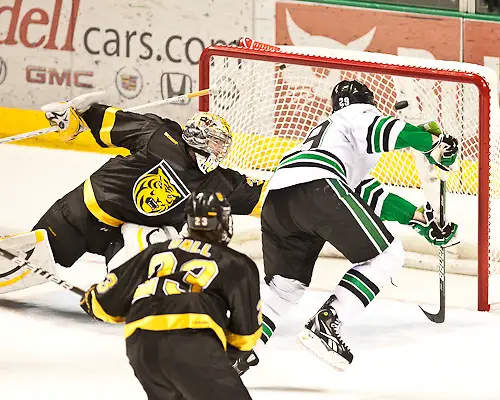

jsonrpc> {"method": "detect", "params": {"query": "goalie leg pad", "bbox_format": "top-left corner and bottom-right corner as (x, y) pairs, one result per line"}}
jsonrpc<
(106, 223), (180, 272)
(0, 229), (57, 293)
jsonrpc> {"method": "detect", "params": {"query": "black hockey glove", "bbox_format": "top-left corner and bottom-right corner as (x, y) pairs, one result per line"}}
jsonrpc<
(420, 122), (459, 171)
(231, 349), (259, 376)
(440, 134), (459, 168)
(409, 203), (458, 248)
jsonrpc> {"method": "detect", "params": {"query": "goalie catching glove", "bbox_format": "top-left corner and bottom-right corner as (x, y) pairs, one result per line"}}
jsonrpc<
(409, 202), (458, 247)
(42, 91), (106, 142)
(420, 121), (459, 171)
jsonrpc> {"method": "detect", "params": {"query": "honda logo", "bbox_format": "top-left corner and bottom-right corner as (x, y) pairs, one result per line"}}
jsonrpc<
(160, 72), (193, 105)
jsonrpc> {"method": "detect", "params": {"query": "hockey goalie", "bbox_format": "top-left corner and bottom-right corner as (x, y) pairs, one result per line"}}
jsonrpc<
(0, 90), (268, 295)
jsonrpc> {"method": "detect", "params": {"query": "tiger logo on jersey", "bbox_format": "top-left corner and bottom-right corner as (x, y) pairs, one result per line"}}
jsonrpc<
(133, 161), (190, 216)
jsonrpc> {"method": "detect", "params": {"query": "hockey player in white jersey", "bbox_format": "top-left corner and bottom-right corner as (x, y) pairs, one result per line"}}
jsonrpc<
(233, 80), (459, 373)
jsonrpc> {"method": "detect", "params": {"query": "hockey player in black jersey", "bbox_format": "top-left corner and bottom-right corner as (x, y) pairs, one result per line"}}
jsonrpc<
(80, 191), (261, 400)
(31, 94), (266, 269)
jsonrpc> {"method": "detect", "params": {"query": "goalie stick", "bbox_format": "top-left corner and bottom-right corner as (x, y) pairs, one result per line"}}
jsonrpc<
(0, 88), (214, 145)
(0, 246), (85, 296)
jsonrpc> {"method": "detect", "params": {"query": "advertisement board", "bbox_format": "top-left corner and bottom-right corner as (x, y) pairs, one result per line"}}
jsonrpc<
(277, 2), (461, 60)
(276, 1), (500, 92)
(0, 0), (252, 122)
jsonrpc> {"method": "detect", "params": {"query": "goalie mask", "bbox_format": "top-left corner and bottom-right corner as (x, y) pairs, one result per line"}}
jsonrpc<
(182, 112), (232, 174)
(184, 191), (233, 245)
(331, 80), (375, 112)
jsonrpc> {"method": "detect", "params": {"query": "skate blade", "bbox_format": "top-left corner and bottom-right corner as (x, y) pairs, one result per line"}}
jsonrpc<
(297, 329), (351, 372)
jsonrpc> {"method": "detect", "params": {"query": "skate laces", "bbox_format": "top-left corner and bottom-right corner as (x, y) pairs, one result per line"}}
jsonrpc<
(316, 308), (350, 353)
(331, 316), (350, 352)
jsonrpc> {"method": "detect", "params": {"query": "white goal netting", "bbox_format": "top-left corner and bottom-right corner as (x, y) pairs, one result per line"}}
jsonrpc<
(199, 45), (500, 310)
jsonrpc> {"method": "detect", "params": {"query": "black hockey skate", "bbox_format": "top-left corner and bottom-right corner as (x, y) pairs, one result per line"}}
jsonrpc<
(297, 302), (353, 371)
(232, 350), (259, 376)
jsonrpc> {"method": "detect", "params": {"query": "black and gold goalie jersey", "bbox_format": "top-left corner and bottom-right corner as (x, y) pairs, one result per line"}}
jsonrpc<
(83, 237), (262, 352)
(80, 104), (267, 231)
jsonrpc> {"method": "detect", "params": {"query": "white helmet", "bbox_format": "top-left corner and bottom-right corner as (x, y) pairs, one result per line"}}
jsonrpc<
(183, 112), (232, 174)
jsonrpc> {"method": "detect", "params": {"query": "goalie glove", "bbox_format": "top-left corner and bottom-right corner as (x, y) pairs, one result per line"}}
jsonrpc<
(420, 121), (459, 171)
(409, 202), (458, 248)
(41, 91), (106, 142)
(43, 102), (89, 142)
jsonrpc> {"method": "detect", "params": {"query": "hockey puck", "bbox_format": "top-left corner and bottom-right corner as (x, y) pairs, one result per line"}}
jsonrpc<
(394, 100), (409, 110)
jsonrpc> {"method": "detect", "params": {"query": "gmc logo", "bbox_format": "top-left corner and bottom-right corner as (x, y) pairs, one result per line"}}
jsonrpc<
(26, 66), (94, 88)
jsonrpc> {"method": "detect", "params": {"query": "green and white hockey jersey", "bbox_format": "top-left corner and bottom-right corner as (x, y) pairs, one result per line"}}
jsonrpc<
(268, 103), (436, 224)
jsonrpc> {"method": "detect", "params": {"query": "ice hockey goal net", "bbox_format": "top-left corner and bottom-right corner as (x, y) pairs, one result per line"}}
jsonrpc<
(198, 44), (500, 311)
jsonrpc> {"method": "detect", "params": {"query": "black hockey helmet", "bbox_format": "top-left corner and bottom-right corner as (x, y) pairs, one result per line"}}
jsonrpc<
(184, 191), (233, 245)
(331, 80), (375, 112)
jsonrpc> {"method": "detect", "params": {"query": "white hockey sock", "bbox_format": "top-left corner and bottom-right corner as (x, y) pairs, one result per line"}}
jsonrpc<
(331, 239), (405, 324)
(254, 275), (306, 354)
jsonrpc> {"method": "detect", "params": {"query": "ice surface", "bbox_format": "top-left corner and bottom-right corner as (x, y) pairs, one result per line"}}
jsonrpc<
(1, 144), (498, 399)
(1, 259), (500, 400)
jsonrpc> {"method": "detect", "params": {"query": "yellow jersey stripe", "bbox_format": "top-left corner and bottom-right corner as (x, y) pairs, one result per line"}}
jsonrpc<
(99, 107), (119, 147)
(90, 292), (125, 324)
(83, 179), (124, 227)
(124, 313), (228, 349)
(225, 327), (262, 351)
(137, 227), (145, 252)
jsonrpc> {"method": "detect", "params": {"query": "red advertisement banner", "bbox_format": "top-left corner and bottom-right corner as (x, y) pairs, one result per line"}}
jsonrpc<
(276, 2), (461, 61)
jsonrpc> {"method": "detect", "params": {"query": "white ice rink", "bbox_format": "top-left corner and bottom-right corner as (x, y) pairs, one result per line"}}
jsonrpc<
(1, 258), (500, 400)
(1, 145), (500, 399)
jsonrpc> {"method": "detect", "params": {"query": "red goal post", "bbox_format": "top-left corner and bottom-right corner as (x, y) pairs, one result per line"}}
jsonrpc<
(198, 44), (499, 311)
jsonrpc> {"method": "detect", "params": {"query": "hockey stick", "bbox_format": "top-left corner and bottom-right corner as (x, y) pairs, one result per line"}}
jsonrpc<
(418, 174), (447, 323)
(0, 246), (85, 296)
(0, 126), (59, 145)
(0, 91), (106, 145)
(393, 101), (451, 323)
(0, 88), (213, 144)
(124, 88), (212, 112)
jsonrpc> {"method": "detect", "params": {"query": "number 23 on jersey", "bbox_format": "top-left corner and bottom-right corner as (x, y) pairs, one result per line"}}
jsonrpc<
(132, 252), (220, 303)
